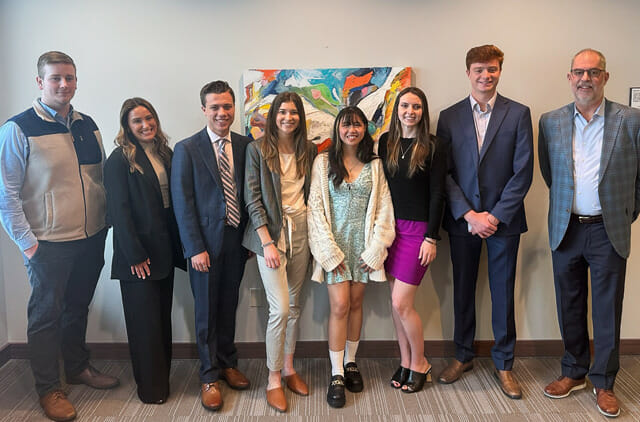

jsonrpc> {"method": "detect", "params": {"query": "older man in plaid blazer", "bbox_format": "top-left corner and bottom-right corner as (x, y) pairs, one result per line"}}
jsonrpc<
(538, 48), (640, 418)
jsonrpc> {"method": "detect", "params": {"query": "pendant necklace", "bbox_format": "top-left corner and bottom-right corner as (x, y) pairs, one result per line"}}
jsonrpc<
(344, 159), (360, 183)
(399, 138), (416, 159)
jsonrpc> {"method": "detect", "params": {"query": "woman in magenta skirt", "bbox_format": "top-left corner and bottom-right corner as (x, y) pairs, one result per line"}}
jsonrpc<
(378, 87), (448, 393)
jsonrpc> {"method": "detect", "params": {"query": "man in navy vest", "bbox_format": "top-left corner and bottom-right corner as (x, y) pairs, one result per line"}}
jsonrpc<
(0, 51), (118, 422)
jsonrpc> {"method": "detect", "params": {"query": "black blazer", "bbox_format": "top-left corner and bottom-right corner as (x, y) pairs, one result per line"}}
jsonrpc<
(104, 140), (185, 281)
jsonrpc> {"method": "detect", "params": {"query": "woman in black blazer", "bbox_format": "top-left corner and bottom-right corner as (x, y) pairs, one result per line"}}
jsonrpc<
(104, 97), (185, 404)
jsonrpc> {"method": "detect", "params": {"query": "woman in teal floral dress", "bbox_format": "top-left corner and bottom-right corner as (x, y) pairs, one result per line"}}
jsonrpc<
(307, 106), (395, 408)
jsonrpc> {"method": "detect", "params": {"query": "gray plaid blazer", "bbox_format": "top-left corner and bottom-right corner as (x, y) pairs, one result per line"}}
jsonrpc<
(538, 99), (640, 258)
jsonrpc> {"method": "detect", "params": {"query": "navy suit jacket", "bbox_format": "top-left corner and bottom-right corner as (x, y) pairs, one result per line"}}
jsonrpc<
(436, 94), (534, 236)
(171, 128), (251, 259)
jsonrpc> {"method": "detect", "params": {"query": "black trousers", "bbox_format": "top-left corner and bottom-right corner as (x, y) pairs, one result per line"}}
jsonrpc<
(120, 273), (174, 403)
(24, 229), (107, 397)
(190, 225), (248, 383)
(551, 218), (626, 390)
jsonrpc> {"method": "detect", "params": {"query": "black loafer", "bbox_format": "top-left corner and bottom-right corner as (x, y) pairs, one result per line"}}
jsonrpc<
(344, 362), (363, 393)
(327, 375), (346, 408)
(390, 366), (409, 389)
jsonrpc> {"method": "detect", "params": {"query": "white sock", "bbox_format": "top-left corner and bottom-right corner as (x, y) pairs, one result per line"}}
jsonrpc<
(344, 339), (360, 365)
(329, 349), (345, 376)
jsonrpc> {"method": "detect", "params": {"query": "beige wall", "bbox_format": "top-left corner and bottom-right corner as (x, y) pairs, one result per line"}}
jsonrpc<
(0, 241), (7, 349)
(0, 7), (9, 348)
(1, 0), (639, 345)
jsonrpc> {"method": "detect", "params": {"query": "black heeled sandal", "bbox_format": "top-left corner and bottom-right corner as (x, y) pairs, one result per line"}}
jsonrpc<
(402, 365), (432, 393)
(390, 366), (410, 389)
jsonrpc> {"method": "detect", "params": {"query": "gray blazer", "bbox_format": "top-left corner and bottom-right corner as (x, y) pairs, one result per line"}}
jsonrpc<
(242, 138), (317, 255)
(538, 99), (640, 258)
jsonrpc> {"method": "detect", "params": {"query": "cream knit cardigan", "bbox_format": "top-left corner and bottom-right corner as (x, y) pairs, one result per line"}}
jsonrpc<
(307, 153), (395, 283)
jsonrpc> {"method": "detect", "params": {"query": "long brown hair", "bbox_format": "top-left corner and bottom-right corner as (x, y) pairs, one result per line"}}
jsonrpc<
(384, 87), (435, 177)
(328, 106), (377, 188)
(260, 92), (310, 178)
(115, 97), (171, 174)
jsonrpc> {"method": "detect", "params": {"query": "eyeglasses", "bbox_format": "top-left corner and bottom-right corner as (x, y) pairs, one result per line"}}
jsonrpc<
(570, 68), (605, 78)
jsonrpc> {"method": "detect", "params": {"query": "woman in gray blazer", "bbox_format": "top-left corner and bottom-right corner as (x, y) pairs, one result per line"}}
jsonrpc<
(243, 92), (316, 412)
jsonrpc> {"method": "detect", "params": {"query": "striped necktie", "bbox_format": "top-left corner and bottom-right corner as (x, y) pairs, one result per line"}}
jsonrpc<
(217, 138), (241, 228)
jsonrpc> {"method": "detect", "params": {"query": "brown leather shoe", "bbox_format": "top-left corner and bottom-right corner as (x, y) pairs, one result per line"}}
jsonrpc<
(285, 373), (309, 396)
(201, 382), (223, 411)
(220, 367), (250, 390)
(39, 390), (76, 422)
(494, 369), (522, 399)
(67, 365), (119, 389)
(543, 376), (586, 398)
(266, 386), (287, 412)
(437, 359), (473, 384)
(594, 388), (620, 418)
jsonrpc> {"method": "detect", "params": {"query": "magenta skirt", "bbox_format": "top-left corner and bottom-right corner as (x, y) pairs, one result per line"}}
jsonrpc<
(384, 219), (429, 285)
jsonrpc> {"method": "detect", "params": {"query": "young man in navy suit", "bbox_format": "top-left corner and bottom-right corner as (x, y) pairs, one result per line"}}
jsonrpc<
(436, 45), (533, 399)
(171, 81), (251, 411)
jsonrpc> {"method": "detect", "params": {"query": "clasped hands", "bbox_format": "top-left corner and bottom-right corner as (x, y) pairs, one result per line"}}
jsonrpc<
(464, 210), (500, 238)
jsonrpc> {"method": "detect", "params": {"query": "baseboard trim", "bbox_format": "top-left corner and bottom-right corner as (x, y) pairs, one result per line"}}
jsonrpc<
(0, 344), (11, 368)
(2, 339), (639, 363)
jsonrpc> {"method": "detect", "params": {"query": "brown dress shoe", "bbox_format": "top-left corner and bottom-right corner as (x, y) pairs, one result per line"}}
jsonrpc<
(543, 376), (586, 398)
(594, 388), (620, 418)
(494, 370), (522, 399)
(39, 390), (76, 422)
(67, 365), (119, 389)
(266, 386), (287, 412)
(285, 373), (309, 396)
(220, 367), (250, 390)
(437, 359), (473, 384)
(201, 382), (223, 411)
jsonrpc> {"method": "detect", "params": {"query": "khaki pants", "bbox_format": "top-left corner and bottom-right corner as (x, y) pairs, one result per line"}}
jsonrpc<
(256, 212), (309, 371)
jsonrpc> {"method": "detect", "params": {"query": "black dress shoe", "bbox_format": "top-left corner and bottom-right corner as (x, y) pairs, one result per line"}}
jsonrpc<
(402, 366), (432, 394)
(327, 375), (346, 408)
(344, 362), (363, 393)
(390, 366), (409, 389)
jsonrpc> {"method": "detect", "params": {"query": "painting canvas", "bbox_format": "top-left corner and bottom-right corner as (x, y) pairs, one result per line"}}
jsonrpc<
(243, 67), (412, 149)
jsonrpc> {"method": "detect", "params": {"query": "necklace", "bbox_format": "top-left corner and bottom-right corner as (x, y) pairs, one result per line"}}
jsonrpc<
(344, 159), (362, 182)
(399, 138), (416, 159)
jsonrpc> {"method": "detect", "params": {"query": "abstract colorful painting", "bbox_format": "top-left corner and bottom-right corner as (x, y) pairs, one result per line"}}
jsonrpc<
(243, 67), (411, 149)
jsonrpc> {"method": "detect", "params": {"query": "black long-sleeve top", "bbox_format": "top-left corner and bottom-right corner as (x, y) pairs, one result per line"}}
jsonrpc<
(378, 132), (448, 240)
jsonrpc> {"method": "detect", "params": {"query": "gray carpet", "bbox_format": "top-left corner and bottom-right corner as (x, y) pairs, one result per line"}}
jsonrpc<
(1, 357), (639, 421)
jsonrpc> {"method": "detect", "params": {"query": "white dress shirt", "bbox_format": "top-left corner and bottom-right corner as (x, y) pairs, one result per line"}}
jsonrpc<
(470, 92), (497, 151)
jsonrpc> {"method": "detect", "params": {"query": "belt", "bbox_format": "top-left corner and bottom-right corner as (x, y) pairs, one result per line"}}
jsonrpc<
(572, 214), (603, 224)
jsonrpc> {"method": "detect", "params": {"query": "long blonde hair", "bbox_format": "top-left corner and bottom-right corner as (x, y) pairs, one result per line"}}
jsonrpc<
(260, 92), (310, 178)
(384, 87), (435, 177)
(115, 97), (171, 173)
